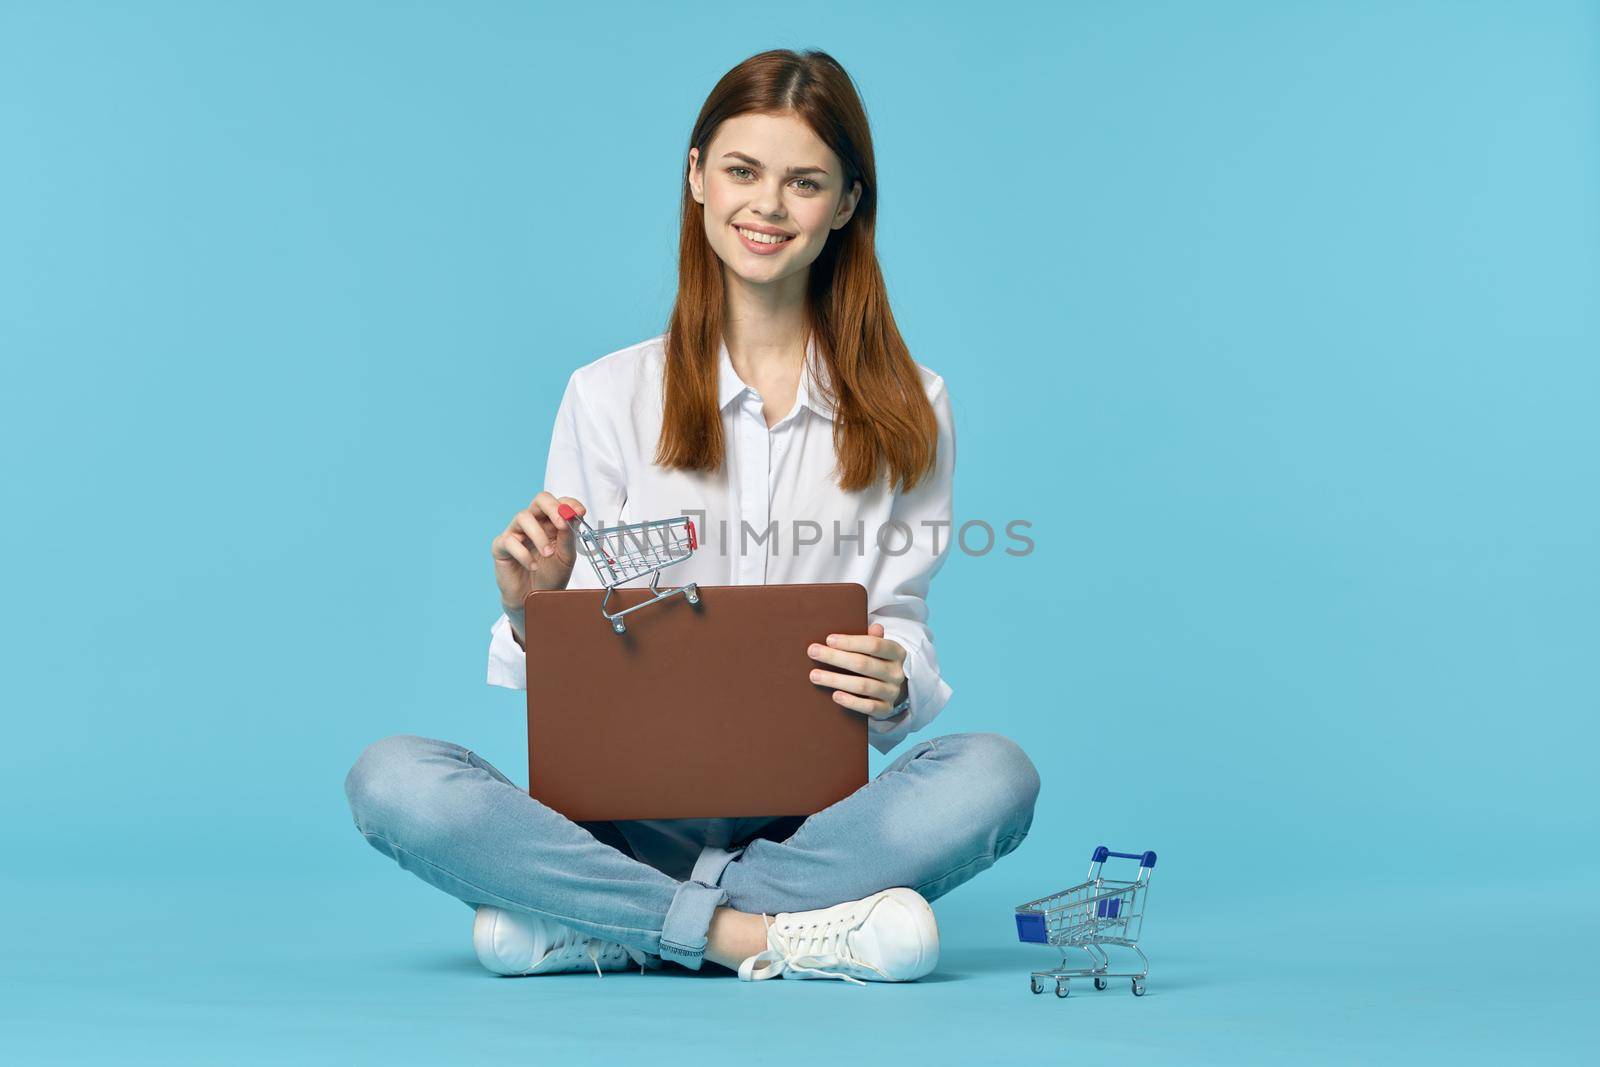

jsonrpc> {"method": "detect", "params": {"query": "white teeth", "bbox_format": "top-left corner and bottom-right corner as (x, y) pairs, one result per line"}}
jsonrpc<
(736, 226), (792, 245)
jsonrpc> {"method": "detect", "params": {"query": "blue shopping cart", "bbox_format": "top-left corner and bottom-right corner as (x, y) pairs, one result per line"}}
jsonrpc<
(1014, 845), (1157, 999)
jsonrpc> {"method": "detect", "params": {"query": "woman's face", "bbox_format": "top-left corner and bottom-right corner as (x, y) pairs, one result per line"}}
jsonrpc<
(689, 111), (862, 289)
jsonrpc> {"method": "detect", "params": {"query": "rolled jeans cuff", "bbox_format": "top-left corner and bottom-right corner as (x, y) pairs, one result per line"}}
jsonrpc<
(659, 878), (729, 969)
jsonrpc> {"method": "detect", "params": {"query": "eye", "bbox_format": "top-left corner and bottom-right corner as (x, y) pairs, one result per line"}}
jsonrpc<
(728, 166), (754, 180)
(794, 179), (819, 192)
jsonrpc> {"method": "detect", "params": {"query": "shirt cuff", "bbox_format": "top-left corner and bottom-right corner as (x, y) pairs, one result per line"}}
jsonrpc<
(866, 638), (952, 755)
(487, 612), (527, 690)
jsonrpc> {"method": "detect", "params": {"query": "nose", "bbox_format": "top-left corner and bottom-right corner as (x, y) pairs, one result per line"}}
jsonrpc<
(750, 177), (787, 221)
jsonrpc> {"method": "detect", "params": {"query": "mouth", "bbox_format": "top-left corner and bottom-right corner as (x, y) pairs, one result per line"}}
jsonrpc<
(733, 223), (795, 255)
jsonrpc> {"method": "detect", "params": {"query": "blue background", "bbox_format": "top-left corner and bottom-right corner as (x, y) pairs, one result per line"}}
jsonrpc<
(3, 0), (1596, 1062)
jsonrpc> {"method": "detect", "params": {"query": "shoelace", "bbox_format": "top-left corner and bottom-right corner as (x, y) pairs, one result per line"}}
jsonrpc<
(739, 912), (889, 986)
(543, 931), (652, 977)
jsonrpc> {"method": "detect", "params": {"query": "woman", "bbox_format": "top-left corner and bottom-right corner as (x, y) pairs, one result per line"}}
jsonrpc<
(344, 48), (1039, 985)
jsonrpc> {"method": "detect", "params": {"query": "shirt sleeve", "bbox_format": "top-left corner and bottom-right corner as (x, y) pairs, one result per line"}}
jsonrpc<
(864, 376), (957, 754)
(487, 368), (629, 691)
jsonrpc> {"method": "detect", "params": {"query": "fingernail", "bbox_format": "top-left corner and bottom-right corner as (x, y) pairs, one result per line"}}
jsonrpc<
(542, 546), (553, 556)
(825, 635), (839, 645)
(808, 644), (822, 656)
(810, 670), (822, 682)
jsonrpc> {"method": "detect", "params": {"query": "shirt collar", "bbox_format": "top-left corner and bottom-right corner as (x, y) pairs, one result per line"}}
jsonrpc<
(716, 334), (836, 420)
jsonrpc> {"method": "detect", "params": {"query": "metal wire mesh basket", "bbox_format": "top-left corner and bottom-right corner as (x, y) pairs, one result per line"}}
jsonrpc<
(558, 503), (699, 633)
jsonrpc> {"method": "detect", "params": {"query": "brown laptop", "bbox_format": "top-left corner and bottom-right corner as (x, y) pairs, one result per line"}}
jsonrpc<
(523, 582), (869, 821)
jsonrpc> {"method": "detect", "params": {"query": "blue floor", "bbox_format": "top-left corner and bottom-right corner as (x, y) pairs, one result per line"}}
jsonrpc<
(5, 863), (1594, 1063)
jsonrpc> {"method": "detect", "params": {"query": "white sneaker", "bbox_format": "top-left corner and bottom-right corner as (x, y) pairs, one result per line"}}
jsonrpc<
(472, 905), (651, 977)
(737, 887), (939, 985)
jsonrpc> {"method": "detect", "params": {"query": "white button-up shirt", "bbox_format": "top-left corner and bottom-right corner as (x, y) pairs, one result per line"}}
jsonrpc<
(487, 331), (956, 757)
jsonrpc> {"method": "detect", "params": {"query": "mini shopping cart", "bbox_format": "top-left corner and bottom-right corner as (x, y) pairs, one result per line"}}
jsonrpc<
(557, 503), (700, 633)
(1014, 845), (1158, 999)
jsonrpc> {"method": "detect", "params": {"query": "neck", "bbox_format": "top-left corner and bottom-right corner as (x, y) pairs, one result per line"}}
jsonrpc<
(722, 268), (809, 376)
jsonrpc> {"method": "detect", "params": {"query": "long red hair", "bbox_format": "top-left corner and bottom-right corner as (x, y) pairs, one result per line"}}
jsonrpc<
(654, 48), (938, 494)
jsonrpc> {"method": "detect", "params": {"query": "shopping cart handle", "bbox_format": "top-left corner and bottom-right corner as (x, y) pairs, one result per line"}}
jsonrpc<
(1092, 845), (1157, 869)
(557, 504), (577, 522)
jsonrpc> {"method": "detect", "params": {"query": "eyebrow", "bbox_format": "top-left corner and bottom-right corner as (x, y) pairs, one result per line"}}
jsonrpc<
(721, 151), (828, 176)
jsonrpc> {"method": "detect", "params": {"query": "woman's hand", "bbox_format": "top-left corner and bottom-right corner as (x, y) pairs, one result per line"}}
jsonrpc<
(807, 623), (909, 720)
(491, 492), (587, 637)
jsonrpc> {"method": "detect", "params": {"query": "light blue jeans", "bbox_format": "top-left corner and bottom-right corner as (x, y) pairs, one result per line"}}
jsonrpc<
(344, 731), (1040, 971)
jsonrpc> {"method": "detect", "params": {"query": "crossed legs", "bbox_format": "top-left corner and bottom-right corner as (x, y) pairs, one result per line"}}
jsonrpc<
(344, 731), (1040, 971)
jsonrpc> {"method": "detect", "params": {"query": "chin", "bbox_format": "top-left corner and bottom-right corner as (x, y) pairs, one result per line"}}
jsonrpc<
(720, 251), (790, 283)
(728, 264), (793, 287)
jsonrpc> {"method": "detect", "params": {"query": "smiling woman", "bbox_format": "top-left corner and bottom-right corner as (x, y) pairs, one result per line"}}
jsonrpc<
(344, 47), (1039, 992)
(664, 56), (939, 494)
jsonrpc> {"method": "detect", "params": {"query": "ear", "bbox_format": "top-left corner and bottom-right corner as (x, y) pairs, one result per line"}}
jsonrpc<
(832, 178), (862, 230)
(687, 147), (704, 205)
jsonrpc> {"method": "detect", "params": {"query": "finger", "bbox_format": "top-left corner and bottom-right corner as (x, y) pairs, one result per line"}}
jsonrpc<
(494, 532), (537, 569)
(809, 667), (900, 705)
(521, 511), (560, 556)
(515, 510), (556, 556)
(823, 631), (905, 663)
(808, 642), (901, 685)
(530, 490), (574, 532)
(556, 496), (588, 528)
(829, 688), (896, 719)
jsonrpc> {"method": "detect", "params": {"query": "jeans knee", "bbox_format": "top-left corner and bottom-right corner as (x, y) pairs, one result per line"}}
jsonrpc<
(950, 732), (1040, 837)
(344, 734), (438, 836)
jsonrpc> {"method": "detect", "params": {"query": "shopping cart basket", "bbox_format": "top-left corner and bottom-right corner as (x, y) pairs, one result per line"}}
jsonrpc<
(1014, 845), (1157, 999)
(557, 504), (700, 633)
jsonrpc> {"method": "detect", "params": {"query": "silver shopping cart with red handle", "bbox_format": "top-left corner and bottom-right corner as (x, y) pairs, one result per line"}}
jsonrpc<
(557, 503), (700, 633)
(1014, 845), (1158, 999)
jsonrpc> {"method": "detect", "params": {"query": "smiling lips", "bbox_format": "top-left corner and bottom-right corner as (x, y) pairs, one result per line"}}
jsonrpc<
(733, 223), (794, 255)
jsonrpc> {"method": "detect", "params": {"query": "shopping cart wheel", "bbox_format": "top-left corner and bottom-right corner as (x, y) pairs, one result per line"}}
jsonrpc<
(1094, 977), (1108, 991)
(1054, 979), (1070, 998)
(685, 584), (700, 605)
(1131, 978), (1147, 996)
(612, 620), (626, 634)
(1030, 976), (1044, 995)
